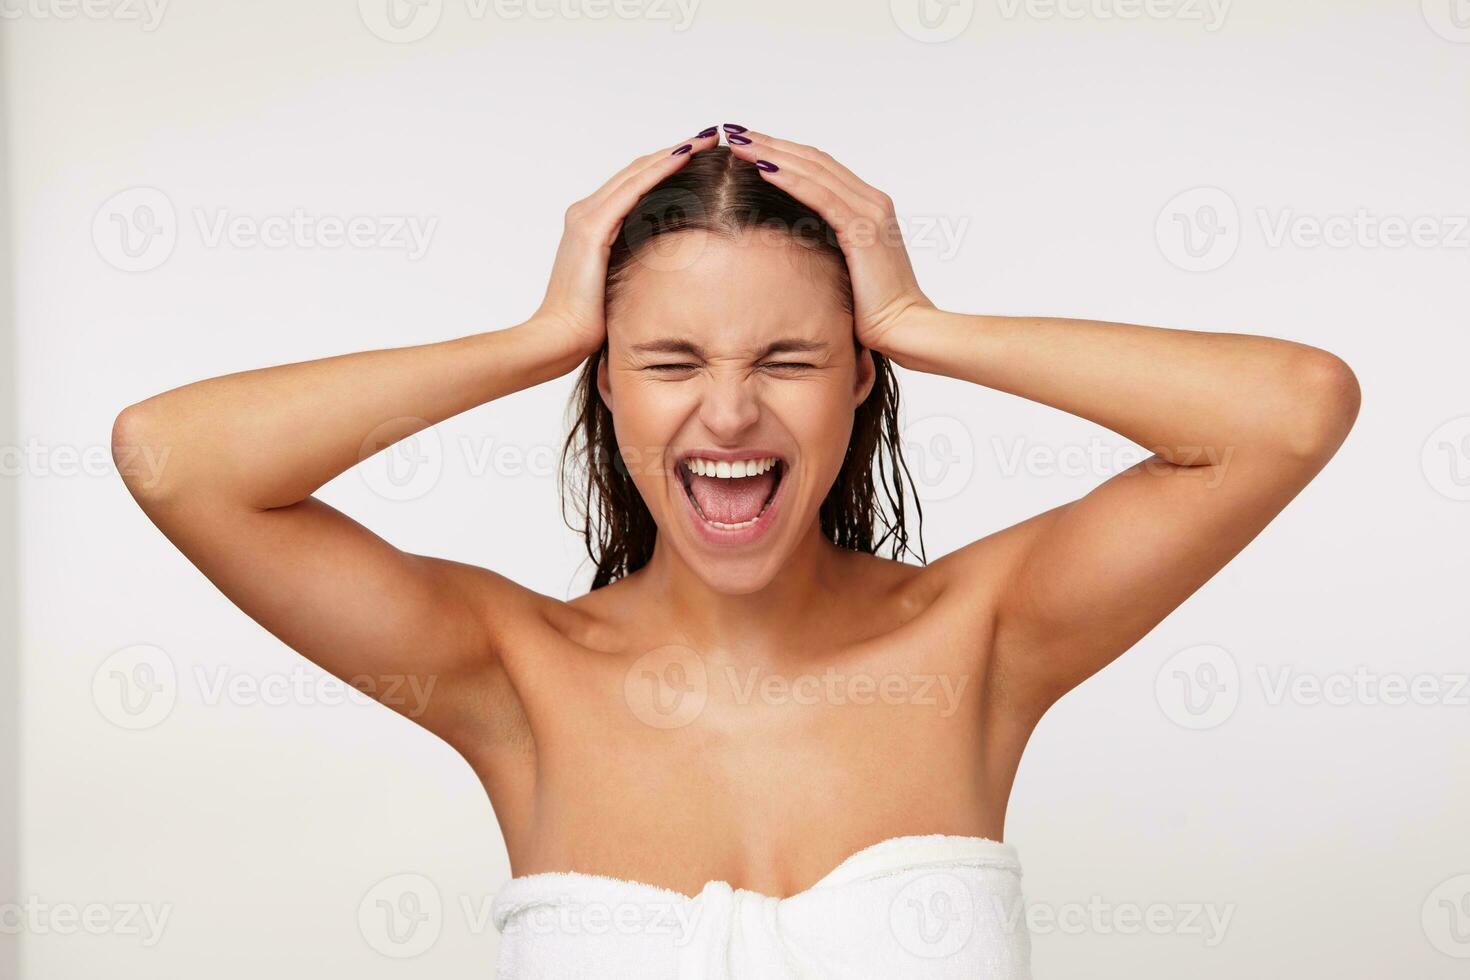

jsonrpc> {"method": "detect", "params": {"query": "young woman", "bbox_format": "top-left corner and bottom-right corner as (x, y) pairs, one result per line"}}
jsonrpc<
(113, 125), (1360, 978)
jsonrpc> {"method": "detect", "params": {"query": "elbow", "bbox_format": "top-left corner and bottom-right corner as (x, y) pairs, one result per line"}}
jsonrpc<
(111, 402), (176, 504)
(1279, 350), (1362, 462)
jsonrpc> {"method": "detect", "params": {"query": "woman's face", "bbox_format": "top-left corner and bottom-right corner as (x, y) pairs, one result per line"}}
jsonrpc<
(599, 229), (876, 595)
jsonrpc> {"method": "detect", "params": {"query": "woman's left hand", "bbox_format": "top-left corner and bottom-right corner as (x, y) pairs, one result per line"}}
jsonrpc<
(725, 129), (935, 354)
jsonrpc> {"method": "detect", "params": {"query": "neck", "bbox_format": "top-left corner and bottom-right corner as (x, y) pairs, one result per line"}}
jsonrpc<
(637, 519), (845, 659)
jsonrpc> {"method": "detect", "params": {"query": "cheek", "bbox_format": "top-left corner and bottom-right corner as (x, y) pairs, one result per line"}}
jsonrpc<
(769, 378), (858, 468)
(607, 379), (693, 486)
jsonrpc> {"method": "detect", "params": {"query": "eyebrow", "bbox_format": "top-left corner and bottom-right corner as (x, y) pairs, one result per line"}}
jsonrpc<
(629, 338), (830, 359)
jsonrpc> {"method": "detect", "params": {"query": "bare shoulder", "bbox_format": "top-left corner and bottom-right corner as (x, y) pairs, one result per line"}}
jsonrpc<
(417, 558), (605, 743)
(862, 505), (1080, 712)
(904, 503), (1070, 620)
(427, 556), (569, 653)
(810, 538), (1019, 652)
(556, 574), (645, 653)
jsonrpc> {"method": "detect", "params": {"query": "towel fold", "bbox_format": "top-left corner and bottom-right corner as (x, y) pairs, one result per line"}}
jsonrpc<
(492, 834), (1031, 979)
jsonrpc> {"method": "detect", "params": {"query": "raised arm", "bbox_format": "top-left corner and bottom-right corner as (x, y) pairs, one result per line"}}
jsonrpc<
(111, 319), (587, 746)
(880, 309), (1360, 713)
(111, 129), (725, 754)
(722, 128), (1360, 722)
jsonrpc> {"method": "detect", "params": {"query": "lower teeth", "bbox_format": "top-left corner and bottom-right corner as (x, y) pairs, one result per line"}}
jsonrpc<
(698, 495), (773, 530)
(684, 464), (780, 531)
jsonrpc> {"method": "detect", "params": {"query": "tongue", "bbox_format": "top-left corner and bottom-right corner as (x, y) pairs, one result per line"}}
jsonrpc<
(688, 470), (776, 524)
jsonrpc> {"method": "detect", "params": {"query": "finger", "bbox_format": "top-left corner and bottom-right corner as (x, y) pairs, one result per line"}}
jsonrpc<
(582, 129), (720, 209)
(733, 130), (886, 208)
(583, 133), (720, 245)
(725, 137), (873, 219)
(725, 136), (874, 215)
(724, 139), (871, 241)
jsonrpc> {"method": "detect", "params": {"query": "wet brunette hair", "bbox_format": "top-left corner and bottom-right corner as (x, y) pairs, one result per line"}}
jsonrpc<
(560, 146), (926, 589)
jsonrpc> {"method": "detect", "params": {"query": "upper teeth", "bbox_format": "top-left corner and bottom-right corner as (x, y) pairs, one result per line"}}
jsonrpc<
(685, 456), (778, 479)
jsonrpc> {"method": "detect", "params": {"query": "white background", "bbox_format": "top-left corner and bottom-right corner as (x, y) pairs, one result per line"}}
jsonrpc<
(4, 0), (1469, 976)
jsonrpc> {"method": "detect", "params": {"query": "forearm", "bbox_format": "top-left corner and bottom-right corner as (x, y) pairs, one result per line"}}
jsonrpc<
(114, 317), (586, 509)
(879, 307), (1360, 465)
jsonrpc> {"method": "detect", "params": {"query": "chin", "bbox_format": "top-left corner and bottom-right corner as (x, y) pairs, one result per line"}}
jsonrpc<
(684, 550), (786, 596)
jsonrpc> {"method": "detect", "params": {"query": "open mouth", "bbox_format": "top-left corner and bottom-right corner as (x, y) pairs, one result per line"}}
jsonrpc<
(677, 454), (786, 532)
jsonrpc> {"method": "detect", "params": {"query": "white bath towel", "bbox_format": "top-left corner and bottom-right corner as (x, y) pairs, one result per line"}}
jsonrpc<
(491, 834), (1031, 979)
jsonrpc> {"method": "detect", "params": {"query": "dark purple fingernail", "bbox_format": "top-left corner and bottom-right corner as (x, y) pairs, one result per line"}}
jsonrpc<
(671, 144), (693, 155)
(727, 133), (752, 145)
(722, 123), (747, 134)
(755, 159), (778, 173)
(696, 126), (718, 138)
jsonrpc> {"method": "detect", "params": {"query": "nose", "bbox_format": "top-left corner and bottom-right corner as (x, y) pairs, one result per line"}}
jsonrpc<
(697, 370), (761, 441)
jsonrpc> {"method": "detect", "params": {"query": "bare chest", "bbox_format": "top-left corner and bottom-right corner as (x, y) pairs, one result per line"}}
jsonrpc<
(498, 595), (1011, 896)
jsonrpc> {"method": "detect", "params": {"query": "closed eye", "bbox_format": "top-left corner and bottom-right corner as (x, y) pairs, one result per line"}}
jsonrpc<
(642, 361), (816, 374)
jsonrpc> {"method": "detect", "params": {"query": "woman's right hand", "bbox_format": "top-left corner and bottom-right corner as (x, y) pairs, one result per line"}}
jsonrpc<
(534, 127), (722, 361)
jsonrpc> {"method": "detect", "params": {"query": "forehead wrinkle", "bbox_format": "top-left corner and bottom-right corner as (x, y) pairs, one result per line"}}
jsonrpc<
(628, 336), (832, 361)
